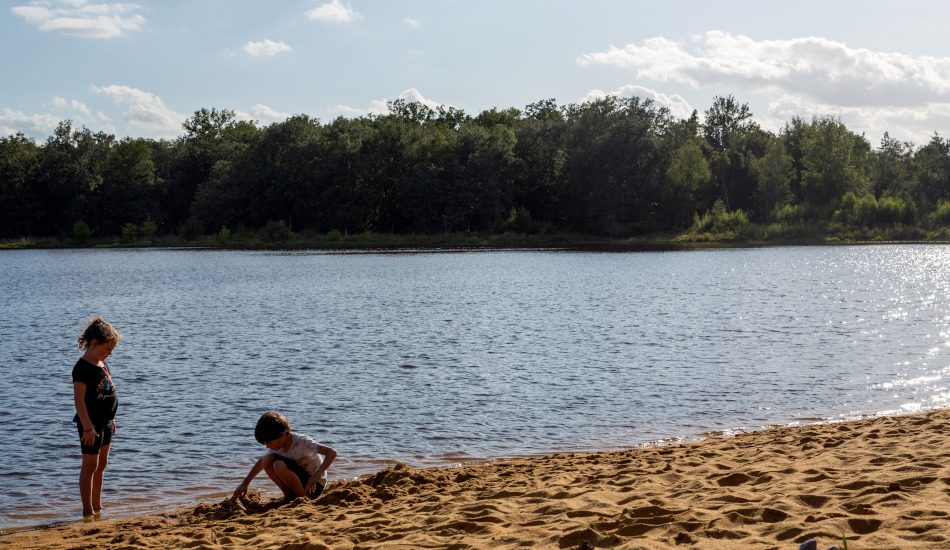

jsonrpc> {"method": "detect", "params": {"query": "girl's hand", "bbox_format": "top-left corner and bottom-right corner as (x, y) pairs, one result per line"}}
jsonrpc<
(81, 427), (97, 446)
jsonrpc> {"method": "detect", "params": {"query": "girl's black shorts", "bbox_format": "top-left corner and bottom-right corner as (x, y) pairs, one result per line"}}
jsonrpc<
(77, 422), (113, 455)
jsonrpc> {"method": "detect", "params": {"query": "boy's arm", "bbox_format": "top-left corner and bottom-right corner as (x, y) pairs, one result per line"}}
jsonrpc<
(307, 444), (337, 491)
(233, 456), (265, 499)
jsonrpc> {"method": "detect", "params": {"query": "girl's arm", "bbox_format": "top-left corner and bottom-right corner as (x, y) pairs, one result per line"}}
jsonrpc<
(233, 456), (265, 499)
(73, 382), (96, 446)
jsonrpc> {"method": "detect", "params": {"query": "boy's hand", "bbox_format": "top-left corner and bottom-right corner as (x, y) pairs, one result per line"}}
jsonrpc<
(232, 482), (248, 500)
(305, 478), (320, 494)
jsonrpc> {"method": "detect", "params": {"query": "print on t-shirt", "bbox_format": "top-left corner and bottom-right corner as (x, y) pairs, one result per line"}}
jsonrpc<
(97, 377), (114, 400)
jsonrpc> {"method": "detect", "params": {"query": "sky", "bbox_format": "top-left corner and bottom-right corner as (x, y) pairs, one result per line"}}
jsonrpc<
(3, 0), (950, 146)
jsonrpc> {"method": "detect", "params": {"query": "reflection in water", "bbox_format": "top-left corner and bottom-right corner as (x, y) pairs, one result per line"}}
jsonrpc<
(1, 245), (949, 528)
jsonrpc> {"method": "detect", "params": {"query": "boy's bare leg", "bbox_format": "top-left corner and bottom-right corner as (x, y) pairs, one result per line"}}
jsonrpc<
(79, 454), (99, 517)
(263, 459), (295, 499)
(272, 461), (306, 498)
(91, 445), (110, 514)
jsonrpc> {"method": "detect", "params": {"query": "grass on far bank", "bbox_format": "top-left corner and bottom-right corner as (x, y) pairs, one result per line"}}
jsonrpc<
(5, 222), (950, 252)
(0, 229), (688, 252)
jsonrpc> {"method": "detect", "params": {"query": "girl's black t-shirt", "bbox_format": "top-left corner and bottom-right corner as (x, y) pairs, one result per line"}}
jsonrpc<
(72, 357), (118, 426)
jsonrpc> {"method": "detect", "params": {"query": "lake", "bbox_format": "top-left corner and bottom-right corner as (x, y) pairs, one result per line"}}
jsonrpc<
(1, 245), (948, 529)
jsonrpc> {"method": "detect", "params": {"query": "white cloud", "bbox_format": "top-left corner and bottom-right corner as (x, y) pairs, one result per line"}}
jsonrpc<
(397, 88), (441, 110)
(579, 31), (950, 107)
(584, 85), (694, 120)
(3, 96), (115, 139)
(243, 39), (292, 57)
(235, 104), (291, 124)
(12, 0), (145, 39)
(329, 103), (385, 117)
(767, 95), (950, 145)
(92, 84), (184, 137)
(52, 95), (103, 120)
(579, 30), (950, 144)
(306, 0), (360, 23)
(70, 99), (92, 116)
(0, 107), (61, 138)
(330, 88), (442, 118)
(403, 17), (420, 29)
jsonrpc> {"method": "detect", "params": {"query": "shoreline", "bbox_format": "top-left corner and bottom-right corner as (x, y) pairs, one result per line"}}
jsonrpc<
(5, 407), (949, 549)
(5, 230), (950, 253)
(0, 408), (919, 534)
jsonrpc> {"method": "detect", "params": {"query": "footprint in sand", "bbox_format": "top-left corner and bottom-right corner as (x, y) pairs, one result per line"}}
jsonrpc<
(796, 494), (831, 508)
(847, 517), (883, 534)
(716, 472), (752, 487)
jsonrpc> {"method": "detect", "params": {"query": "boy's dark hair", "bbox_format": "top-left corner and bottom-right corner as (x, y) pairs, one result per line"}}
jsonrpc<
(255, 411), (291, 444)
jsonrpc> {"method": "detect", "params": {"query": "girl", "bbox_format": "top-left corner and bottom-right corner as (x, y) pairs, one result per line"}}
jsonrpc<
(72, 316), (122, 518)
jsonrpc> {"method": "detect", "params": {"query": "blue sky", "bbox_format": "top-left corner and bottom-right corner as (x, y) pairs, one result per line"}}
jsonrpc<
(3, 0), (950, 145)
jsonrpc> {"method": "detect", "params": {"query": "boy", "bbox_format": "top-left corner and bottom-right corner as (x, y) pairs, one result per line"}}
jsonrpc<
(232, 411), (337, 501)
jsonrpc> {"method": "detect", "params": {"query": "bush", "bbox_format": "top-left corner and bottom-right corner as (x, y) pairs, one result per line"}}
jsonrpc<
(773, 204), (803, 223)
(216, 226), (232, 244)
(327, 229), (343, 242)
(72, 220), (93, 242)
(835, 192), (916, 227)
(141, 220), (158, 242)
(120, 223), (139, 243)
(261, 220), (292, 243)
(503, 207), (539, 234)
(929, 200), (950, 227)
(178, 216), (204, 241)
(690, 200), (749, 238)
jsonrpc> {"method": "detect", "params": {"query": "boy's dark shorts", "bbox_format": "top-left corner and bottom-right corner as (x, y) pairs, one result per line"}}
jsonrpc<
(273, 455), (325, 498)
(77, 422), (113, 455)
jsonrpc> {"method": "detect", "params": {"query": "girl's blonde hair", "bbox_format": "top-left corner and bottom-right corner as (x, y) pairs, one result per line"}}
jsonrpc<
(77, 316), (122, 350)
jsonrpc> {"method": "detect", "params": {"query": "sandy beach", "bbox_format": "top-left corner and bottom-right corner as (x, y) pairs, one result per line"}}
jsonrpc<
(4, 408), (949, 549)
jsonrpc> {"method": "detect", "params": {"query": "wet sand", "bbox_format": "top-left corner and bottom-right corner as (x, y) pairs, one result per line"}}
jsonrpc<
(4, 408), (949, 549)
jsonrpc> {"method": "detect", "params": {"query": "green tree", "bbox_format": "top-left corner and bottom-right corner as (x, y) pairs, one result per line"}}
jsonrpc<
(800, 117), (870, 207)
(910, 134), (950, 210)
(560, 96), (671, 234)
(779, 117), (810, 204)
(0, 133), (41, 237)
(89, 138), (157, 235)
(702, 95), (760, 211)
(665, 139), (711, 227)
(752, 138), (793, 221)
(162, 108), (246, 231)
(34, 121), (114, 236)
(871, 132), (914, 198)
(512, 99), (567, 228)
(452, 122), (519, 231)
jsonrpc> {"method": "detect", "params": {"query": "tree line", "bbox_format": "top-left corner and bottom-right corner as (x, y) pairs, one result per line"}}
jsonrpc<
(3, 94), (950, 242)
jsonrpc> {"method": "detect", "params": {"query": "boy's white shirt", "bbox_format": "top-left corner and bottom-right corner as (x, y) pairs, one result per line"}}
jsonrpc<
(265, 432), (327, 484)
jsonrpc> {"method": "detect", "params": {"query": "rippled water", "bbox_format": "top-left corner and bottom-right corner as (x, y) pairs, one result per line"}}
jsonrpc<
(1, 245), (949, 529)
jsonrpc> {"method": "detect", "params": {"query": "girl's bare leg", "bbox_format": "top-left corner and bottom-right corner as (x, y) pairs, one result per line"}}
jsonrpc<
(91, 445), (110, 513)
(79, 454), (99, 517)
